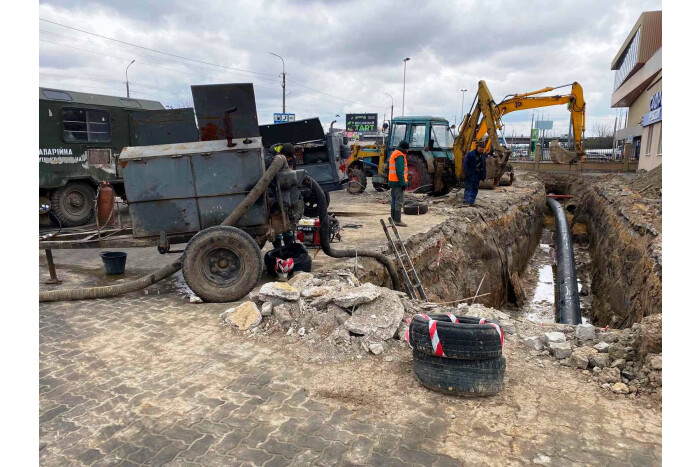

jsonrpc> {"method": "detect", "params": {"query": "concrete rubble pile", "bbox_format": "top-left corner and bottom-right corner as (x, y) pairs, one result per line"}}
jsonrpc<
(520, 316), (662, 396)
(219, 271), (516, 359)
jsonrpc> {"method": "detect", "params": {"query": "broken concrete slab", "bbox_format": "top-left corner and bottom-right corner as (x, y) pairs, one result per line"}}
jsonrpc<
(575, 324), (596, 341)
(333, 283), (382, 308)
(259, 282), (301, 302)
(288, 272), (315, 291)
(544, 332), (566, 346)
(343, 289), (404, 342)
(261, 302), (273, 317)
(523, 336), (544, 351)
(273, 303), (293, 331)
(569, 350), (590, 369)
(590, 353), (611, 369)
(221, 301), (262, 331)
(593, 341), (610, 353)
(549, 342), (572, 359)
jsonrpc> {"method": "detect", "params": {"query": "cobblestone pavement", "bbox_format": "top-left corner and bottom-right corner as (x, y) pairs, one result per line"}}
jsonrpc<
(40, 248), (662, 466)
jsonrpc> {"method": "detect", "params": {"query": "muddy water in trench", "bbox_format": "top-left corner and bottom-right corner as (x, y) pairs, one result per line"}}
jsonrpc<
(512, 211), (592, 323)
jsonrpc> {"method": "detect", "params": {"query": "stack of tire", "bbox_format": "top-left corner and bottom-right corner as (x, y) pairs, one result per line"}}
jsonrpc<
(408, 314), (506, 396)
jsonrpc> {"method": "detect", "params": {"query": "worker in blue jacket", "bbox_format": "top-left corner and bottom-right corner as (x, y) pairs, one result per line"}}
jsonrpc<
(462, 140), (487, 205)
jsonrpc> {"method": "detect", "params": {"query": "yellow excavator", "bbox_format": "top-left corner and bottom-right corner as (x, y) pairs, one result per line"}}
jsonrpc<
(452, 80), (586, 189)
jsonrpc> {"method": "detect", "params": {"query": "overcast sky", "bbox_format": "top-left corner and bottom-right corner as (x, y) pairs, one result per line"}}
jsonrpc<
(38, 0), (662, 137)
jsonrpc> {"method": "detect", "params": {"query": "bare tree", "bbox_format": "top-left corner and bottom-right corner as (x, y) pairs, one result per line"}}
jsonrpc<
(591, 123), (613, 138)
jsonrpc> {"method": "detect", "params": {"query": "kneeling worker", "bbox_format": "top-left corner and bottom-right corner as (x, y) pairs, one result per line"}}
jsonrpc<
(388, 141), (410, 226)
(462, 140), (487, 205)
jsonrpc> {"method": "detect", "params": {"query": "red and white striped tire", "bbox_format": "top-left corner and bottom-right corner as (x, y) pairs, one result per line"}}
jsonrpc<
(408, 314), (503, 360)
(412, 349), (506, 396)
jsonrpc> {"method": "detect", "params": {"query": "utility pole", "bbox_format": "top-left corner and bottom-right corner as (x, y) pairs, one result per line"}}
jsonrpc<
(383, 92), (394, 123)
(460, 88), (468, 121)
(125, 60), (135, 98)
(269, 52), (286, 113)
(402, 57), (410, 116)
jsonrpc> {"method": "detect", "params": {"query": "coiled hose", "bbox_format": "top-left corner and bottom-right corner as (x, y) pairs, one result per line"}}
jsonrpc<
(39, 155), (288, 303)
(307, 176), (402, 291)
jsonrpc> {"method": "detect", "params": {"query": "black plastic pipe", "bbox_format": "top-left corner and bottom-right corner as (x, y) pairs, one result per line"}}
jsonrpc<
(547, 197), (582, 324)
(307, 176), (402, 291)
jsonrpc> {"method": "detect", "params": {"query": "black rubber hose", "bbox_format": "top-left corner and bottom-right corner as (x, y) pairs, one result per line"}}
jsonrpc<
(547, 197), (582, 324)
(307, 176), (402, 291)
(39, 155), (288, 303)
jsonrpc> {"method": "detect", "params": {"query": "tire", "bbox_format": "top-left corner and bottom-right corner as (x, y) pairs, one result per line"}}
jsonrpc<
(372, 182), (386, 192)
(182, 226), (263, 303)
(50, 182), (96, 227)
(412, 349), (506, 396)
(409, 314), (503, 360)
(403, 203), (429, 215)
(406, 154), (431, 193)
(264, 243), (313, 278)
(304, 190), (331, 217)
(346, 167), (367, 194)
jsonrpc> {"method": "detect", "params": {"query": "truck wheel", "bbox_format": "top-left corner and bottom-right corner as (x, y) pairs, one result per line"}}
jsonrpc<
(406, 154), (431, 193)
(182, 226), (263, 303)
(346, 168), (367, 194)
(50, 182), (96, 227)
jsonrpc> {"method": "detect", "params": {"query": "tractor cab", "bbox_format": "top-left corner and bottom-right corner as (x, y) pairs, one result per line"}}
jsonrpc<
(385, 116), (456, 193)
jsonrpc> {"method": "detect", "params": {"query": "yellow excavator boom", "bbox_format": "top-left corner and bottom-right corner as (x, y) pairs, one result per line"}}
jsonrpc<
(454, 81), (586, 182)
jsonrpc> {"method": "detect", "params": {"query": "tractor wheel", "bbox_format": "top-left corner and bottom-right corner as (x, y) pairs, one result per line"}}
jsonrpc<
(50, 182), (96, 227)
(406, 154), (431, 193)
(346, 167), (367, 194)
(181, 226), (263, 303)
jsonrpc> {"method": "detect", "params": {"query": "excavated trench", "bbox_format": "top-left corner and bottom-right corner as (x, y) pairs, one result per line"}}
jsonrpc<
(352, 171), (660, 330)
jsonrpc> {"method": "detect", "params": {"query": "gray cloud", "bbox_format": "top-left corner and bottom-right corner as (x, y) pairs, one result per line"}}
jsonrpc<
(39, 0), (661, 136)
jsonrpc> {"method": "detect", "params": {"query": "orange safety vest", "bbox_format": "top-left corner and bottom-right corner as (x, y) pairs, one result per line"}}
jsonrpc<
(388, 150), (408, 183)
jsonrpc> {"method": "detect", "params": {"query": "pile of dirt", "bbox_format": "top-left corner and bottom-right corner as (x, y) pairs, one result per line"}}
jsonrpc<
(628, 164), (662, 199)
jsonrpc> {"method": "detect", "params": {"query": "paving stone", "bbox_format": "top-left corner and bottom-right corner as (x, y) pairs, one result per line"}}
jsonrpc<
(180, 434), (216, 461)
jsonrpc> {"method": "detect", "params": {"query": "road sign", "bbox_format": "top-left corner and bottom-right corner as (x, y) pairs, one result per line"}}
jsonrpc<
(535, 120), (553, 130)
(274, 113), (296, 124)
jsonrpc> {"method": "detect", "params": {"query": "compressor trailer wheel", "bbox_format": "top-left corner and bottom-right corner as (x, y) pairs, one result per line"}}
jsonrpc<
(181, 226), (263, 302)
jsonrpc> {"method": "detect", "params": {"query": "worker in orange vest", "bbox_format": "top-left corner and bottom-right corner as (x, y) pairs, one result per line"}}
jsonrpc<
(388, 140), (410, 227)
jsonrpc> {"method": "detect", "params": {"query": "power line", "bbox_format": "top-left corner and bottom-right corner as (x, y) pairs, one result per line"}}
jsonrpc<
(39, 31), (280, 84)
(40, 19), (384, 111)
(40, 18), (277, 78)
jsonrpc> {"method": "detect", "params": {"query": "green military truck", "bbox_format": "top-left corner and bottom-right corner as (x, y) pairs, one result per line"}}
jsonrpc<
(39, 87), (198, 226)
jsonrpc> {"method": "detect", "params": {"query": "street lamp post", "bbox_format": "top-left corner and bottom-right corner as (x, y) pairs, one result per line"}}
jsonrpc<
(402, 57), (410, 116)
(383, 92), (394, 123)
(125, 60), (135, 98)
(460, 88), (468, 121)
(268, 52), (286, 113)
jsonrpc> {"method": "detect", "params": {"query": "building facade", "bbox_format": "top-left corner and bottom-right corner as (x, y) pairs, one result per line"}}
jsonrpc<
(611, 10), (662, 171)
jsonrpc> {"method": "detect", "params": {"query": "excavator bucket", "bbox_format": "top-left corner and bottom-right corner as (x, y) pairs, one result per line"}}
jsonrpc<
(550, 140), (583, 165)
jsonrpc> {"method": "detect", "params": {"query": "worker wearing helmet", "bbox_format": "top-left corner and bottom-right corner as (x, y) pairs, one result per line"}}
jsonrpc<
(462, 140), (487, 205)
(388, 140), (410, 227)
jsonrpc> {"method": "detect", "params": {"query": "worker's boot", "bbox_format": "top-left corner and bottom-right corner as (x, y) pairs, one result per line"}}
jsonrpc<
(393, 211), (407, 227)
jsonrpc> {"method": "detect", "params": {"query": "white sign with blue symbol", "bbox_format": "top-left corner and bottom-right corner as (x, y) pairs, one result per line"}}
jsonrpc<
(642, 91), (662, 127)
(273, 113), (296, 124)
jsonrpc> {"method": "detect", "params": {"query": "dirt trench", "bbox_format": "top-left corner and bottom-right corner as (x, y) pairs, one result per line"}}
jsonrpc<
(533, 170), (662, 328)
(354, 179), (546, 309)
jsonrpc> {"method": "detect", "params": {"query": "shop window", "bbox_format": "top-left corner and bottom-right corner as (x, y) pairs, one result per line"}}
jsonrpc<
(645, 126), (653, 156)
(657, 126), (662, 156)
(62, 108), (111, 143)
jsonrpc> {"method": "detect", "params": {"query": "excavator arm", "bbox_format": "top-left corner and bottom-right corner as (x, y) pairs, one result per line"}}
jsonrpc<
(454, 81), (586, 182)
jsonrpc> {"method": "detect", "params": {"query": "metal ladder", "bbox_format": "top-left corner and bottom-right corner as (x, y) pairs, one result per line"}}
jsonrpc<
(380, 218), (427, 300)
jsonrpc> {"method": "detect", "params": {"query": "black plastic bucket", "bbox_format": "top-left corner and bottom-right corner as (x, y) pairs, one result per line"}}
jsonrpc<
(100, 251), (127, 275)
